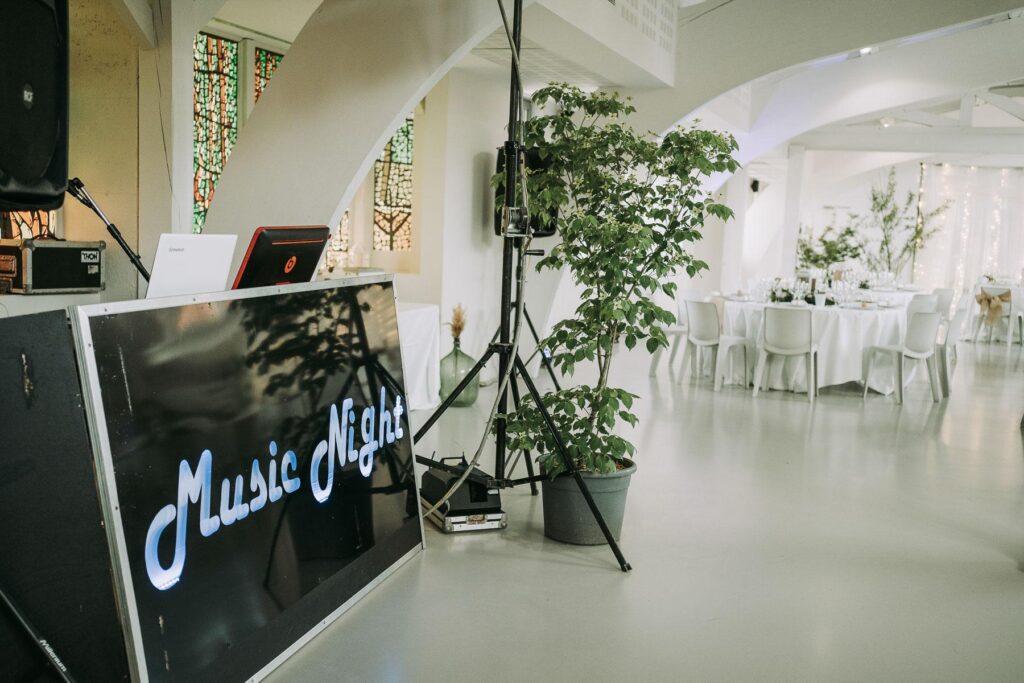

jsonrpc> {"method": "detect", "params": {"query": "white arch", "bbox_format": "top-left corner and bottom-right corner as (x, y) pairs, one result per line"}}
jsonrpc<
(698, 16), (1024, 287)
(203, 0), (530, 272)
(625, 0), (1023, 137)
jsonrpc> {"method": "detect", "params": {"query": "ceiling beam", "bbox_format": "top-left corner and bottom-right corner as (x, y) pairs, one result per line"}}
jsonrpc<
(976, 90), (1024, 122)
(794, 127), (1024, 154)
(891, 109), (958, 127)
(193, 0), (226, 33)
(107, 0), (156, 49)
(959, 94), (975, 126)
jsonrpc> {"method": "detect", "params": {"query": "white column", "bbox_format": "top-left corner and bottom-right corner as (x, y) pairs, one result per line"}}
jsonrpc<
(779, 144), (805, 275)
(138, 0), (195, 292)
(239, 38), (256, 124)
(720, 168), (749, 293)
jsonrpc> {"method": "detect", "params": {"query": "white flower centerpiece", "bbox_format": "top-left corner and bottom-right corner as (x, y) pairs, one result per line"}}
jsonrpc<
(769, 278), (811, 304)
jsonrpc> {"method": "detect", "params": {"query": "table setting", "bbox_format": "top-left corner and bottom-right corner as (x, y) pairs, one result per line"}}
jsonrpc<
(721, 277), (910, 394)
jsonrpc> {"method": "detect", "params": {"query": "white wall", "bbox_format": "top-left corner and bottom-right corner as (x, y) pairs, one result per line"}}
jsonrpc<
(434, 69), (506, 364)
(800, 155), (923, 238)
(64, 0), (140, 302)
(740, 174), (788, 286)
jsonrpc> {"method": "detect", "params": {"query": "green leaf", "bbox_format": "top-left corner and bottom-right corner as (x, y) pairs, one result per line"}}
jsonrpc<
(496, 83), (738, 473)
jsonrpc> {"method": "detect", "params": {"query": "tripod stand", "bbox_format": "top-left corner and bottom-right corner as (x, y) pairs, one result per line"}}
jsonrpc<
(516, 287), (562, 392)
(418, 242), (557, 500)
(415, 241), (630, 571)
(415, 0), (631, 572)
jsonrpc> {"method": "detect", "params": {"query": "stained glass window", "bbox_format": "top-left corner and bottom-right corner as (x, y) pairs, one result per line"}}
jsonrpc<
(193, 32), (239, 233)
(373, 116), (414, 251)
(254, 47), (284, 103)
(319, 211), (351, 276)
(0, 210), (54, 239)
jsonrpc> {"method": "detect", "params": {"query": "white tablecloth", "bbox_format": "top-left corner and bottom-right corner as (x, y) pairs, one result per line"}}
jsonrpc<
(396, 302), (441, 410)
(722, 301), (907, 394)
(864, 289), (918, 307)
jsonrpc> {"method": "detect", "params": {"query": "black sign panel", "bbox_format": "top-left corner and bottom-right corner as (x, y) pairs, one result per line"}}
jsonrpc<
(75, 279), (421, 682)
(0, 311), (130, 683)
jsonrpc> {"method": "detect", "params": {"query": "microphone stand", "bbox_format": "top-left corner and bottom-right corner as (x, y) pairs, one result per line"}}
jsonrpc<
(66, 177), (150, 281)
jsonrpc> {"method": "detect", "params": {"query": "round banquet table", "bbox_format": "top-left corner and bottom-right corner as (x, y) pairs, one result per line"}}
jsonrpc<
(721, 300), (908, 395)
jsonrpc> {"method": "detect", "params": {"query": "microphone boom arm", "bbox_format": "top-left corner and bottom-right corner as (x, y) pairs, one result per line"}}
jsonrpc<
(67, 177), (150, 282)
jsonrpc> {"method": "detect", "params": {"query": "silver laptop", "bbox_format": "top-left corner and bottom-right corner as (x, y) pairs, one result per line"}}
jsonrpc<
(145, 233), (237, 299)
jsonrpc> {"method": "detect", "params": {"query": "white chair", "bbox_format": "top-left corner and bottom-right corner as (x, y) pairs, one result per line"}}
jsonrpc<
(648, 289), (705, 376)
(972, 286), (1016, 345)
(936, 299), (970, 397)
(932, 288), (954, 320)
(649, 296), (687, 377)
(679, 300), (748, 391)
(1017, 297), (1024, 346)
(863, 311), (942, 404)
(752, 307), (818, 403)
(906, 293), (938, 321)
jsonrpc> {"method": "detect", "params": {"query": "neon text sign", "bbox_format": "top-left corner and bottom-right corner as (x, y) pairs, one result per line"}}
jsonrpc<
(144, 388), (404, 590)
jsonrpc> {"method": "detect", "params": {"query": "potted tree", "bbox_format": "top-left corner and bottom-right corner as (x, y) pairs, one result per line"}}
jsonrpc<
(503, 84), (738, 544)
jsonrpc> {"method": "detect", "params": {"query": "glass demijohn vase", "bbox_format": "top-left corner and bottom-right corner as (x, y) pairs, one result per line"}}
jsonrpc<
(440, 338), (478, 407)
(439, 304), (478, 407)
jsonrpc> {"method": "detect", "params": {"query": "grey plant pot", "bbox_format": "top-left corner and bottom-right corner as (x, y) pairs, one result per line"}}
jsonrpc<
(541, 460), (636, 545)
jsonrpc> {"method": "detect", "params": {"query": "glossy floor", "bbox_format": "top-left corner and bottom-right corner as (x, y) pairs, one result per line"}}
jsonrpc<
(272, 343), (1024, 682)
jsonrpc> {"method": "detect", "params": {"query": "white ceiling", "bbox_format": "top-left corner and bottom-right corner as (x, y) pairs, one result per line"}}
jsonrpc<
(677, 0), (730, 23)
(213, 0), (322, 44)
(469, 32), (614, 92)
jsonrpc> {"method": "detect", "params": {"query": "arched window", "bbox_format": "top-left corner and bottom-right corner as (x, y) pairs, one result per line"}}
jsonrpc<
(373, 116), (414, 252)
(254, 47), (284, 103)
(0, 210), (54, 240)
(193, 32), (239, 233)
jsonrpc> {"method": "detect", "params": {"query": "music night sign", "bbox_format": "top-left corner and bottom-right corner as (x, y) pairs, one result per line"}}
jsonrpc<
(76, 280), (423, 682)
(145, 390), (406, 591)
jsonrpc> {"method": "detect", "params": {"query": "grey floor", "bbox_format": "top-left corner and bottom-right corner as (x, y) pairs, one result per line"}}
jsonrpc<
(271, 342), (1024, 683)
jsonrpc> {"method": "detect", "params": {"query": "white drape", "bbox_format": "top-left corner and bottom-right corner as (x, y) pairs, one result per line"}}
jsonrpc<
(915, 164), (1024, 296)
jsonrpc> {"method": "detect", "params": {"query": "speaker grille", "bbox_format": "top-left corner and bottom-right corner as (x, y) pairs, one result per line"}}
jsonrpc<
(0, 0), (68, 210)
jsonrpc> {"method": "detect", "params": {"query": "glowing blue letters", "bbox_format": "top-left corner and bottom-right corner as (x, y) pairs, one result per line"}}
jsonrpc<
(143, 390), (405, 590)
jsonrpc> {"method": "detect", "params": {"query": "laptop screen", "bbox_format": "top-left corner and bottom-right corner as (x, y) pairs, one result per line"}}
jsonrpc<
(232, 226), (330, 289)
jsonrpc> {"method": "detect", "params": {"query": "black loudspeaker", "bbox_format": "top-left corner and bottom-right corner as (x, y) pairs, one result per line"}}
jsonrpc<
(0, 0), (70, 211)
(494, 147), (557, 238)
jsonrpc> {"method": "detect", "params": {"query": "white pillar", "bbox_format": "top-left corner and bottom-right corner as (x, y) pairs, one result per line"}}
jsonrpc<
(138, 0), (195, 291)
(779, 144), (805, 275)
(720, 168), (749, 293)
